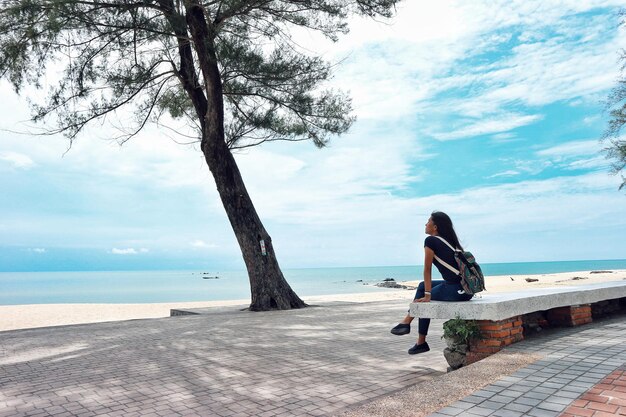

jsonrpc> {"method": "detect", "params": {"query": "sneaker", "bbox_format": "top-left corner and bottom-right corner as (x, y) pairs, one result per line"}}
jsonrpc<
(408, 342), (430, 355)
(390, 323), (411, 335)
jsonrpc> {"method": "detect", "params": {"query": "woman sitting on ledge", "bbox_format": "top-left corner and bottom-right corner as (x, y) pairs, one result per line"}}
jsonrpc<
(390, 211), (473, 354)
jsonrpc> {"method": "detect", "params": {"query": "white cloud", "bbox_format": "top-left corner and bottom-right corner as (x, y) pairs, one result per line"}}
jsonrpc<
(405, 172), (626, 263)
(487, 170), (520, 179)
(536, 139), (602, 158)
(331, 1), (624, 139)
(111, 247), (149, 255)
(432, 114), (542, 141)
(536, 139), (610, 170)
(111, 248), (136, 255)
(191, 240), (217, 249)
(308, 2), (482, 122)
(491, 133), (517, 141)
(28, 248), (46, 253)
(0, 151), (35, 169)
(269, 171), (626, 267)
(566, 156), (609, 170)
(477, 33), (620, 108)
(234, 128), (423, 227)
(583, 115), (601, 125)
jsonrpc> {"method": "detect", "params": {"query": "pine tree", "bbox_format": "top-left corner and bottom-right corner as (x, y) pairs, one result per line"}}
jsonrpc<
(604, 9), (626, 190)
(0, 0), (399, 310)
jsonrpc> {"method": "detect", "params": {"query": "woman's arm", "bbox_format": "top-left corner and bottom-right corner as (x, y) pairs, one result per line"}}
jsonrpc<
(416, 246), (434, 303)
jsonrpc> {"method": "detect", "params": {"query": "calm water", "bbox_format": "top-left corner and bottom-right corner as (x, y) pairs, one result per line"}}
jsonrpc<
(1, 259), (625, 305)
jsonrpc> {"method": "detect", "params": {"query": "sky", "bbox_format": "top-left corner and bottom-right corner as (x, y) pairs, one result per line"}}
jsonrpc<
(1, 1), (626, 272)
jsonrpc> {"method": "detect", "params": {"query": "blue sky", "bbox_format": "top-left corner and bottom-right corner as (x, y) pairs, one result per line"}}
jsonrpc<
(1, 1), (625, 272)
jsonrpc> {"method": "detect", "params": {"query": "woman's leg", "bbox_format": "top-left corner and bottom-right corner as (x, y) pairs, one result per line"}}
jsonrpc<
(413, 280), (426, 300)
(416, 280), (446, 339)
(431, 282), (474, 302)
(392, 280), (444, 336)
(397, 280), (433, 325)
(418, 282), (472, 338)
(410, 282), (472, 354)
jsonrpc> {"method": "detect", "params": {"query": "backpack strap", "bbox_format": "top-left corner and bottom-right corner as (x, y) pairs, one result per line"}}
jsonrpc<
(433, 235), (459, 252)
(433, 254), (460, 275)
(432, 236), (460, 275)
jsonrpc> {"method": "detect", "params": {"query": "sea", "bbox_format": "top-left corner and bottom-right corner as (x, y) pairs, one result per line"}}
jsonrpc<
(1, 259), (626, 305)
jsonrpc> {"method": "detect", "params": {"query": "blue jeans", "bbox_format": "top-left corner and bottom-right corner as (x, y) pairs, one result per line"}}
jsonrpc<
(413, 280), (473, 336)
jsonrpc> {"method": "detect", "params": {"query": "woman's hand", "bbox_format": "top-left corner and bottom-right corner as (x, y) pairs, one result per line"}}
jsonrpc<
(415, 293), (431, 303)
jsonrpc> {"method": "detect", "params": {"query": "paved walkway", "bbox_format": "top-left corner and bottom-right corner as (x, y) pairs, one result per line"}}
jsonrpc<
(429, 314), (626, 417)
(0, 299), (624, 417)
(0, 299), (448, 417)
(562, 365), (626, 417)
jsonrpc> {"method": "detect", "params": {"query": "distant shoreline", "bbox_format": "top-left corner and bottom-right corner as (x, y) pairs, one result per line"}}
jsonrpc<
(3, 258), (626, 275)
(4, 260), (626, 306)
(0, 269), (624, 333)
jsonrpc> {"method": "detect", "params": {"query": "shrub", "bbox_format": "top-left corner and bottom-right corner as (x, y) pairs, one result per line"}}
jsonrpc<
(442, 315), (481, 344)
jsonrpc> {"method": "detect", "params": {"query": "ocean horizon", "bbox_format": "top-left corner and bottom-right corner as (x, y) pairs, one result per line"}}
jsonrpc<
(2, 259), (626, 306)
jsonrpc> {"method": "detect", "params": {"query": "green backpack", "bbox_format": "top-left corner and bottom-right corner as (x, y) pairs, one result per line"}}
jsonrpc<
(433, 236), (486, 295)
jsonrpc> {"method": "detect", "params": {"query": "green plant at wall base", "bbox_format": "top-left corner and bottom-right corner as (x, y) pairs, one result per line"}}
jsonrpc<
(442, 315), (482, 344)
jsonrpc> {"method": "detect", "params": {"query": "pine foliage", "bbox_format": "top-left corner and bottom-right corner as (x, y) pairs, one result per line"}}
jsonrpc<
(0, 0), (399, 148)
(604, 9), (626, 190)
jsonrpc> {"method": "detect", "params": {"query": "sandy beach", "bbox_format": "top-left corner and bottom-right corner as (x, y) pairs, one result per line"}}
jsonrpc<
(1, 269), (624, 332)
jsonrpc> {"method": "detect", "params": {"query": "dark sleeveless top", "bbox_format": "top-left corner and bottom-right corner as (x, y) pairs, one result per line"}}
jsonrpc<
(424, 235), (461, 284)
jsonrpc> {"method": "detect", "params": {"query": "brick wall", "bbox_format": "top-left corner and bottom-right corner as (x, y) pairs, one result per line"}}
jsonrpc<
(546, 304), (592, 327)
(458, 299), (618, 368)
(466, 316), (524, 365)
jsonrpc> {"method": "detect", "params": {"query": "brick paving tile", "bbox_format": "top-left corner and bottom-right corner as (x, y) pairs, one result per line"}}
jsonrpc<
(546, 396), (577, 406)
(525, 391), (552, 401)
(556, 390), (585, 399)
(533, 387), (559, 395)
(536, 401), (567, 412)
(561, 386), (590, 394)
(473, 390), (496, 398)
(465, 406), (496, 416)
(513, 397), (542, 407)
(525, 375), (546, 382)
(490, 410), (524, 417)
(436, 405), (466, 415)
(489, 395), (513, 404)
(563, 405), (595, 416)
(586, 401), (619, 413)
(494, 390), (522, 400)
(503, 403), (533, 413)
(526, 408), (561, 417)
(570, 399), (588, 408)
(480, 400), (505, 410)
(611, 397), (626, 407)
(450, 400), (478, 410)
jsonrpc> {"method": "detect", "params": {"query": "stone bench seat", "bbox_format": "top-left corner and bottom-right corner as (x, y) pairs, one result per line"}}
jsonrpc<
(409, 281), (626, 321)
(407, 281), (626, 369)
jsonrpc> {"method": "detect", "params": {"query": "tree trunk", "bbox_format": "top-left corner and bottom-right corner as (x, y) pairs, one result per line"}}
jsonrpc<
(183, 4), (306, 311)
(202, 136), (307, 311)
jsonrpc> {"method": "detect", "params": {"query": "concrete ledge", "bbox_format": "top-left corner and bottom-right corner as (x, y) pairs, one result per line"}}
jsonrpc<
(409, 281), (626, 321)
(170, 309), (201, 316)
